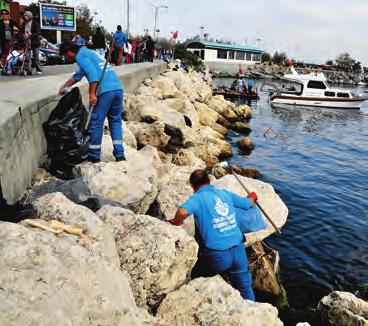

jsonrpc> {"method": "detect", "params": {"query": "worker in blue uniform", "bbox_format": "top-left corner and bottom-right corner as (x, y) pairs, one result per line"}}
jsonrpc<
(58, 41), (125, 163)
(167, 169), (257, 301)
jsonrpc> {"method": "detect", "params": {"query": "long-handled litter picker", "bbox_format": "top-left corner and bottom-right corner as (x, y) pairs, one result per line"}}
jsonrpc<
(84, 37), (116, 130)
(220, 162), (282, 235)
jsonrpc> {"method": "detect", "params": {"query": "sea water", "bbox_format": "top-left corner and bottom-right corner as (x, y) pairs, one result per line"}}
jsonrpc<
(215, 78), (368, 324)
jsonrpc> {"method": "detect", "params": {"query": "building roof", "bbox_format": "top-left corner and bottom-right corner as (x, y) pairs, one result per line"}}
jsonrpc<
(187, 40), (262, 53)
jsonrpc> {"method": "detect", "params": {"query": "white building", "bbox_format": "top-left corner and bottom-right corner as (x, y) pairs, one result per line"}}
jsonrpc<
(187, 40), (262, 74)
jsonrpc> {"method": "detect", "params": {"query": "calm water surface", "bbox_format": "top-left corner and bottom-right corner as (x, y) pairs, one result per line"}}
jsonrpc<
(215, 79), (368, 322)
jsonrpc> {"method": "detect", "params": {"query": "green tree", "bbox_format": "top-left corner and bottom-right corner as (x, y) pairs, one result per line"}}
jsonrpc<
(335, 53), (361, 72)
(261, 51), (271, 63)
(272, 51), (287, 65)
(174, 43), (203, 69)
(325, 59), (334, 66)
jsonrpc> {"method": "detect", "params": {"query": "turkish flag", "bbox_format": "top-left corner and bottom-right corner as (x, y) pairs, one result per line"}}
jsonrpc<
(173, 30), (179, 40)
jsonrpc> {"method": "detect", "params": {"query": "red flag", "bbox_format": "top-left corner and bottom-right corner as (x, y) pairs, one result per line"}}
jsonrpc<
(173, 30), (179, 40)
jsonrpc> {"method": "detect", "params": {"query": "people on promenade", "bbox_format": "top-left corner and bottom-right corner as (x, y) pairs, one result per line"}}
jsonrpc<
(145, 35), (155, 62)
(130, 40), (137, 63)
(124, 40), (132, 64)
(167, 169), (256, 301)
(58, 41), (126, 163)
(21, 11), (43, 75)
(92, 27), (106, 58)
(113, 25), (128, 66)
(0, 9), (17, 69)
(73, 33), (85, 46)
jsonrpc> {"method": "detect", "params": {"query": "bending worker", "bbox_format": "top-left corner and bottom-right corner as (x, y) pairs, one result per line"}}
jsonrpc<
(167, 169), (257, 301)
(58, 41), (126, 163)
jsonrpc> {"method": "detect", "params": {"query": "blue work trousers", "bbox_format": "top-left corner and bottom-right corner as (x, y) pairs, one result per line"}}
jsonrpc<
(191, 242), (255, 301)
(89, 90), (125, 160)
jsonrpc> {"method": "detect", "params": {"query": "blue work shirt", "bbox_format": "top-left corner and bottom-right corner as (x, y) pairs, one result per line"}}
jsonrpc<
(181, 185), (252, 250)
(247, 79), (254, 88)
(72, 46), (123, 96)
(113, 30), (128, 47)
(74, 37), (85, 45)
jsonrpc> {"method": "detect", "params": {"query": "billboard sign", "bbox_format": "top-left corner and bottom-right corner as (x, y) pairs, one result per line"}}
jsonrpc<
(40, 3), (76, 31)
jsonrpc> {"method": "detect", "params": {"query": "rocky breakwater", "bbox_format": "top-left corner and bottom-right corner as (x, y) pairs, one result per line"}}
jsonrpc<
(1, 65), (289, 325)
(217, 63), (367, 86)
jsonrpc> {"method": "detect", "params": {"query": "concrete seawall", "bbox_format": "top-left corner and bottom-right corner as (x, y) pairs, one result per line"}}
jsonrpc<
(0, 62), (167, 204)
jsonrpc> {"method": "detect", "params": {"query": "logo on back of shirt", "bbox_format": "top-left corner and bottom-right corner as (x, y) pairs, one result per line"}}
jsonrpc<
(214, 196), (229, 217)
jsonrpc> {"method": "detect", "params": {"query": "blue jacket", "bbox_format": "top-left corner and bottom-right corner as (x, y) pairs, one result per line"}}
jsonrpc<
(181, 185), (251, 250)
(113, 30), (128, 47)
(73, 46), (123, 95)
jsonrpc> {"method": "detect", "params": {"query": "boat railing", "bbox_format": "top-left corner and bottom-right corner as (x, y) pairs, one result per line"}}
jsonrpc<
(260, 82), (281, 95)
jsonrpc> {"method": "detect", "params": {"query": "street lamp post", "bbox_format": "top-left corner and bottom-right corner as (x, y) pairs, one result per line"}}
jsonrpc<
(153, 4), (168, 39)
(127, 0), (130, 37)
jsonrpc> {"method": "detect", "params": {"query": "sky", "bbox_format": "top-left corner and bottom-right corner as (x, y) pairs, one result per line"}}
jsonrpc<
(23, 0), (368, 65)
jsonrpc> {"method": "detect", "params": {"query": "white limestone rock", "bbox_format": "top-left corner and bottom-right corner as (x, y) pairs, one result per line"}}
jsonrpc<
(162, 98), (200, 130)
(152, 75), (178, 99)
(126, 121), (170, 149)
(103, 120), (137, 149)
(34, 192), (119, 266)
(234, 104), (252, 120)
(96, 206), (198, 310)
(74, 146), (159, 214)
(157, 276), (283, 326)
(164, 70), (212, 103)
(206, 95), (236, 116)
(154, 164), (194, 219)
(0, 221), (141, 326)
(195, 101), (219, 127)
(123, 124), (138, 149)
(213, 175), (288, 245)
(171, 148), (206, 169)
(318, 291), (368, 326)
(136, 85), (163, 99)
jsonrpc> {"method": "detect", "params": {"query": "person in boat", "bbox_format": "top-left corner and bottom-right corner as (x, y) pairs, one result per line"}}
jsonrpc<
(167, 169), (257, 301)
(247, 78), (254, 93)
(232, 76), (247, 93)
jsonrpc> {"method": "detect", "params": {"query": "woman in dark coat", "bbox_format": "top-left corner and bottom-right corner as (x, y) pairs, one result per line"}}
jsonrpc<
(0, 9), (17, 68)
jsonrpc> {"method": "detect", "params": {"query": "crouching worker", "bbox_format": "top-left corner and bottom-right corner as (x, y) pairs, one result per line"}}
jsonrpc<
(167, 169), (257, 301)
(58, 41), (126, 163)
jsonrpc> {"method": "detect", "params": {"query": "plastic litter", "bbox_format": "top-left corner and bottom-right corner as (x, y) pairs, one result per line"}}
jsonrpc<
(43, 87), (89, 178)
(235, 205), (268, 234)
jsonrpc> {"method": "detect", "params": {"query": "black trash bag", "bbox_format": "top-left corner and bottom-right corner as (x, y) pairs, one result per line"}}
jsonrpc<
(43, 87), (89, 178)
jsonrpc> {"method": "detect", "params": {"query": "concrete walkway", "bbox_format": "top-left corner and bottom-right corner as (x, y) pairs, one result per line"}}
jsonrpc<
(0, 62), (167, 204)
(0, 64), (77, 82)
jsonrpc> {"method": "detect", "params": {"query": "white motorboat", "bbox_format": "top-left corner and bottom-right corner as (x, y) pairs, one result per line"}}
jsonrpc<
(269, 67), (368, 109)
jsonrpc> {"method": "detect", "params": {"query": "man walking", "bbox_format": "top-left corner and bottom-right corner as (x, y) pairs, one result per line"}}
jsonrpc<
(145, 35), (155, 62)
(58, 41), (126, 163)
(113, 25), (127, 65)
(167, 169), (257, 301)
(92, 27), (106, 58)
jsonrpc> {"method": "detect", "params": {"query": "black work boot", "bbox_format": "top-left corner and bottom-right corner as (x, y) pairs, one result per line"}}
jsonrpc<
(116, 155), (126, 162)
(86, 156), (101, 163)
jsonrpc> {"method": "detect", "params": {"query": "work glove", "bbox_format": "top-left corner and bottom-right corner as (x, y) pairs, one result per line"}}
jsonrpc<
(166, 218), (183, 226)
(247, 192), (258, 202)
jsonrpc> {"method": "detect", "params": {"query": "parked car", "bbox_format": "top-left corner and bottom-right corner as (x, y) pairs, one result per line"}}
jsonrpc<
(30, 51), (47, 65)
(40, 42), (65, 65)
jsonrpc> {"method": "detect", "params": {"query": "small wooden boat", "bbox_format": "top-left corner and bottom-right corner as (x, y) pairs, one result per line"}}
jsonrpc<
(214, 88), (259, 101)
